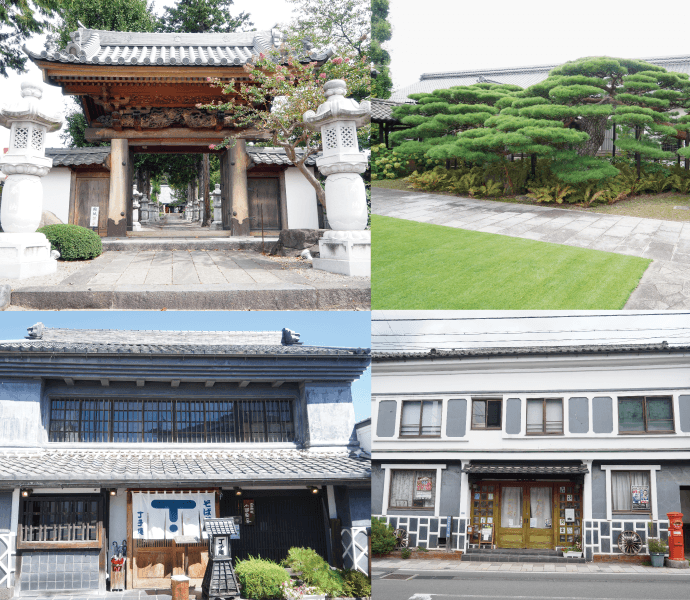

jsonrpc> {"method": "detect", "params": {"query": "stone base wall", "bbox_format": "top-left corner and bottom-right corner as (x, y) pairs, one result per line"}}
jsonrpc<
(376, 550), (463, 560)
(584, 519), (668, 562)
(593, 554), (649, 564)
(19, 550), (100, 593)
(374, 515), (467, 551)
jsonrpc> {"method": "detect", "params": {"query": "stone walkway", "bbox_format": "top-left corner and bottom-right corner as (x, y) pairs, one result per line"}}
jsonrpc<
(373, 558), (689, 575)
(4, 250), (370, 310)
(372, 187), (690, 309)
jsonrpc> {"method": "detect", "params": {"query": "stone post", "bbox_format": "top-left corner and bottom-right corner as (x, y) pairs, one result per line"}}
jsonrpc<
(0, 81), (63, 279)
(171, 575), (189, 600)
(140, 195), (150, 224)
(303, 79), (371, 276)
(131, 184), (142, 231)
(210, 183), (223, 229)
(185, 199), (192, 221)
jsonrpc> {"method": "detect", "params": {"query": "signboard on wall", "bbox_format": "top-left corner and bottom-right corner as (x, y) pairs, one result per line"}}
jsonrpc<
(89, 206), (99, 227)
(243, 499), (255, 525)
(415, 476), (432, 499)
(132, 491), (216, 540)
(631, 485), (650, 510)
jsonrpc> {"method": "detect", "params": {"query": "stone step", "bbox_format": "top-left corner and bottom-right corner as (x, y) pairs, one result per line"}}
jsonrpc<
(465, 547), (561, 556)
(461, 553), (586, 564)
(102, 237), (279, 252)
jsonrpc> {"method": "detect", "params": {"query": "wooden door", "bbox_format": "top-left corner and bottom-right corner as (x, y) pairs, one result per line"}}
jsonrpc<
(468, 482), (496, 546)
(556, 483), (582, 548)
(497, 484), (525, 548)
(248, 178), (281, 231)
(71, 173), (109, 236)
(525, 485), (554, 549)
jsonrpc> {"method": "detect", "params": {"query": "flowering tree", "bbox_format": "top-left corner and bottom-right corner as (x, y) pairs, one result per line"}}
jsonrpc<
(201, 50), (369, 206)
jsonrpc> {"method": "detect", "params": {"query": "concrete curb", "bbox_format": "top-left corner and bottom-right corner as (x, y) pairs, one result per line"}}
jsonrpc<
(11, 286), (370, 310)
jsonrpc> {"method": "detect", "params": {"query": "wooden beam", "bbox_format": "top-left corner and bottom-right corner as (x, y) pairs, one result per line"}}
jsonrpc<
(108, 139), (128, 237)
(84, 127), (270, 143)
(229, 139), (251, 236)
(239, 381), (250, 388)
(205, 381), (215, 388)
(272, 381), (284, 388)
(64, 378), (74, 386)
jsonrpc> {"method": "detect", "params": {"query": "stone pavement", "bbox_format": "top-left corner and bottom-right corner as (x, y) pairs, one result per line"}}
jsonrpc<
(4, 250), (370, 310)
(372, 187), (690, 309)
(373, 558), (689, 575)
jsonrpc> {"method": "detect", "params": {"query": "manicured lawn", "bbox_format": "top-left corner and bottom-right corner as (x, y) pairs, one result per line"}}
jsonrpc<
(372, 215), (651, 310)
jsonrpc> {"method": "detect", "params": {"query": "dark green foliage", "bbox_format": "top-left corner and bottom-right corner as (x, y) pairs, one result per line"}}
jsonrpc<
(401, 548), (412, 559)
(234, 556), (289, 600)
(37, 224), (102, 261)
(0, 0), (61, 76)
(56, 0), (157, 47)
(371, 0), (393, 98)
(341, 569), (371, 597)
(284, 547), (344, 597)
(157, 0), (251, 34)
(371, 517), (397, 555)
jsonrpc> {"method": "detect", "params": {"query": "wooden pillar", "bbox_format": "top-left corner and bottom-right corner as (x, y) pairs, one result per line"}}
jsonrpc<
(126, 148), (134, 231)
(229, 139), (251, 236)
(108, 139), (129, 237)
(202, 154), (210, 226)
(219, 150), (230, 229)
(278, 169), (289, 230)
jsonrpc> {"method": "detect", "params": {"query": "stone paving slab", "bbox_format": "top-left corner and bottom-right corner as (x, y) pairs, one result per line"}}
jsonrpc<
(6, 250), (370, 310)
(373, 187), (690, 309)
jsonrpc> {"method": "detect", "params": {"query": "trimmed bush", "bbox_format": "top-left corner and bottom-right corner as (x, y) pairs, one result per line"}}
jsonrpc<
(341, 569), (371, 597)
(234, 556), (289, 600)
(284, 547), (344, 598)
(37, 224), (102, 261)
(371, 517), (396, 556)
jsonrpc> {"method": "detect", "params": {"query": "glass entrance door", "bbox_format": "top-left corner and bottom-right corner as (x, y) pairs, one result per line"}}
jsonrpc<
(497, 483), (555, 549)
(526, 486), (553, 549)
(497, 485), (524, 548)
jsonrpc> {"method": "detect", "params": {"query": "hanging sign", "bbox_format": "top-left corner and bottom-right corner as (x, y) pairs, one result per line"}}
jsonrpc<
(89, 206), (99, 227)
(631, 485), (650, 510)
(132, 492), (216, 540)
(243, 499), (256, 525)
(565, 509), (575, 523)
(415, 476), (432, 499)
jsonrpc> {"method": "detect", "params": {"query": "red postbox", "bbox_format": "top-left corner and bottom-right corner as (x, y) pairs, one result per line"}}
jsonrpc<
(667, 512), (685, 561)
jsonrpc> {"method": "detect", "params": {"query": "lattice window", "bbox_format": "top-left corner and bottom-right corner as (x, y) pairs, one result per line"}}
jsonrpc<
(31, 129), (44, 151)
(19, 496), (102, 546)
(49, 398), (295, 443)
(14, 127), (29, 149)
(324, 126), (338, 150)
(340, 125), (356, 148)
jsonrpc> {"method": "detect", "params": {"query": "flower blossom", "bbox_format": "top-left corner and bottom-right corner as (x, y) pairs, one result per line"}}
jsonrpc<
(209, 144), (216, 150)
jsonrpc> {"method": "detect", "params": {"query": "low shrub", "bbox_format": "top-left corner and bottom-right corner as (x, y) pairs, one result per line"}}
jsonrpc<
(371, 517), (396, 556)
(340, 569), (371, 597)
(37, 224), (102, 261)
(400, 548), (411, 559)
(648, 538), (668, 554)
(284, 547), (344, 598)
(235, 556), (290, 600)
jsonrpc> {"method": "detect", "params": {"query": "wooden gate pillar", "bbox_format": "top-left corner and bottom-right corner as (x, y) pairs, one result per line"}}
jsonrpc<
(108, 139), (129, 237)
(229, 140), (250, 236)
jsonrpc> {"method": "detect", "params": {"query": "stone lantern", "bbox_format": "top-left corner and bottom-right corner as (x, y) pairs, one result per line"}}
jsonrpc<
(0, 81), (63, 279)
(140, 194), (150, 225)
(210, 184), (223, 230)
(132, 184), (142, 231)
(303, 79), (371, 276)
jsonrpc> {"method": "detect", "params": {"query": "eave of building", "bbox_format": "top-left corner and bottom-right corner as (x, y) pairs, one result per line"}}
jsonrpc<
(371, 449), (690, 461)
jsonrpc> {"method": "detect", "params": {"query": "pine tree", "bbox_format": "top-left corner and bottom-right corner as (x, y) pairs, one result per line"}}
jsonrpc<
(158, 0), (251, 34)
(370, 0), (392, 99)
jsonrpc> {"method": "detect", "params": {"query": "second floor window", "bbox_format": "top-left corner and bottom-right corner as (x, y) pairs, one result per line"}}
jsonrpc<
(618, 396), (674, 433)
(400, 400), (441, 437)
(49, 398), (295, 443)
(472, 398), (502, 429)
(526, 398), (563, 435)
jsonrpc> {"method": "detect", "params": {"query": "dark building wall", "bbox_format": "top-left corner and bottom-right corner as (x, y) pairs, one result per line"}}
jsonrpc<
(438, 464), (462, 517)
(371, 464), (384, 515)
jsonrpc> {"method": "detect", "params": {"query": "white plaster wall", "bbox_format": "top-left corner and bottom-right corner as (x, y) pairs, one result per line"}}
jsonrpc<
(41, 167), (71, 223)
(284, 167), (318, 229)
(109, 489), (128, 562)
(371, 352), (690, 459)
(356, 423), (371, 454)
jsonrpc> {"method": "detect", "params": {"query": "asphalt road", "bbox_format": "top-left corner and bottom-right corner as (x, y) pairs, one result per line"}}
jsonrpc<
(373, 571), (690, 600)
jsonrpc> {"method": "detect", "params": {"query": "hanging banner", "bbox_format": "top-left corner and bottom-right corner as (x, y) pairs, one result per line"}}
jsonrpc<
(132, 492), (216, 540)
(631, 485), (650, 510)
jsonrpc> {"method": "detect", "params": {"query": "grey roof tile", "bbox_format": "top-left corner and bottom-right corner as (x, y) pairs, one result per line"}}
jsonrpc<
(463, 463), (588, 474)
(371, 98), (404, 123)
(391, 55), (690, 101)
(247, 147), (319, 166)
(0, 449), (371, 483)
(372, 342), (686, 361)
(46, 146), (110, 167)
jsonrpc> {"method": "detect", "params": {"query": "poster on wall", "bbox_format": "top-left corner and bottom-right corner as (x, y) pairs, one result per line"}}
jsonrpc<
(631, 485), (650, 510)
(416, 476), (433, 499)
(132, 492), (216, 540)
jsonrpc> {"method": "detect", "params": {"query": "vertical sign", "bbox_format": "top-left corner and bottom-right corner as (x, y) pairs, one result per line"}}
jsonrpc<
(89, 206), (99, 227)
(243, 499), (255, 525)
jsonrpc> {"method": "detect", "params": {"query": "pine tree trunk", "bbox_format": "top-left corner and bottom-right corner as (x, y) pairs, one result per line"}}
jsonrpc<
(635, 126), (642, 179)
(530, 153), (536, 177)
(576, 115), (609, 157)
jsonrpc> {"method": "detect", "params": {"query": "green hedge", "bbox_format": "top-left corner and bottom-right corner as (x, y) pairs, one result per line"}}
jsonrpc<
(341, 569), (371, 597)
(371, 517), (396, 556)
(284, 547), (344, 598)
(37, 224), (102, 261)
(234, 556), (289, 600)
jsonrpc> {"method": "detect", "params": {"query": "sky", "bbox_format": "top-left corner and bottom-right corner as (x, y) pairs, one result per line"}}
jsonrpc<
(387, 0), (690, 93)
(0, 0), (298, 153)
(0, 311), (372, 421)
(371, 311), (690, 352)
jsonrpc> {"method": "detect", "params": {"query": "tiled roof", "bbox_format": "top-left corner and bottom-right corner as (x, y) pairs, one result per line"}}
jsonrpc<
(25, 28), (330, 67)
(372, 342), (687, 361)
(247, 147), (319, 167)
(0, 449), (371, 484)
(390, 55), (690, 101)
(371, 98), (404, 124)
(463, 463), (589, 475)
(46, 146), (110, 167)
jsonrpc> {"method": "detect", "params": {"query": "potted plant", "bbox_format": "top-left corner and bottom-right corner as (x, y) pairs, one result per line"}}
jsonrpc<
(562, 540), (582, 558)
(648, 538), (668, 567)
